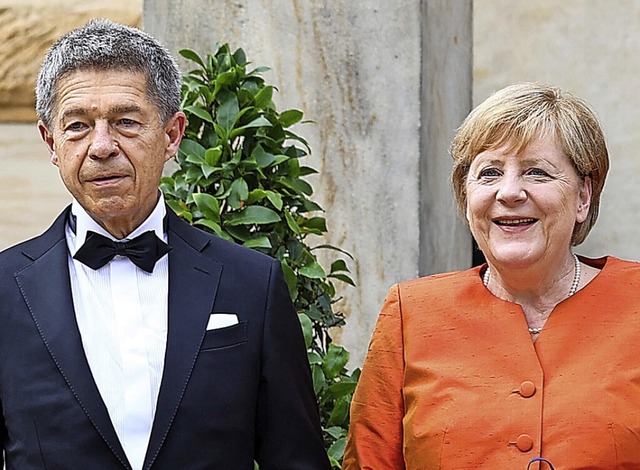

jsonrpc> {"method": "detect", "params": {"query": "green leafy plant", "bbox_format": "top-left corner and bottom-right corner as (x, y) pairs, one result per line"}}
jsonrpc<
(160, 43), (359, 467)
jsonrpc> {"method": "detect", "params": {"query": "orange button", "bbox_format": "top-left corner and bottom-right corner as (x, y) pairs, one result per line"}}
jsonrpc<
(516, 434), (533, 452)
(519, 381), (536, 398)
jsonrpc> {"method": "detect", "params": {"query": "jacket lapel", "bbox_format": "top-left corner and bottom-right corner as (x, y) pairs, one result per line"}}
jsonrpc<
(15, 207), (130, 468)
(144, 210), (223, 469)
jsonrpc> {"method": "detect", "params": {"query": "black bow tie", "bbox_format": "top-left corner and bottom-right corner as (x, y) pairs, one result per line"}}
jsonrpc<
(73, 230), (171, 273)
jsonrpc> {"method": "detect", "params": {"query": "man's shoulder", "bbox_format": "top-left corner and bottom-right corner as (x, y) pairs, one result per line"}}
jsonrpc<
(0, 208), (69, 269)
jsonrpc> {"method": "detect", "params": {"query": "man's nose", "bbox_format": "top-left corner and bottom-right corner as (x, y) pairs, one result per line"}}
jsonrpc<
(88, 122), (119, 159)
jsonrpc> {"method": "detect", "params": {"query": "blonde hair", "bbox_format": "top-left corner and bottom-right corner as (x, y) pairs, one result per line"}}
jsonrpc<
(450, 82), (609, 245)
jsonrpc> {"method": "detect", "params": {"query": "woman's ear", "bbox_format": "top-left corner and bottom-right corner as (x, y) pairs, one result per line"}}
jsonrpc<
(576, 176), (592, 223)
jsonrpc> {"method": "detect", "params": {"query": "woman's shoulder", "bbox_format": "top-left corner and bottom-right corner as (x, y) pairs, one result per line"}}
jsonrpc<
(396, 266), (484, 299)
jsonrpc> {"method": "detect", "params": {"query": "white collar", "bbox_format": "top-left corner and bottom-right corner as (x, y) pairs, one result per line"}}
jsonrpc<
(70, 193), (167, 252)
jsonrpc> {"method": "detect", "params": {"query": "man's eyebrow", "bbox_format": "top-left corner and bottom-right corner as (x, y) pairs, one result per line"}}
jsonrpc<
(59, 105), (143, 122)
(59, 108), (87, 121)
(109, 104), (142, 115)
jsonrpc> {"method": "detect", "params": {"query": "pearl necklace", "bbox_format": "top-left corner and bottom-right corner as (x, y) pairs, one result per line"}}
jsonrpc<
(483, 254), (581, 335)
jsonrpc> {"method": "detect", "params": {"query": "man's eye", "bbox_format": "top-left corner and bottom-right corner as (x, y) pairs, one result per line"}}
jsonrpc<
(66, 122), (87, 132)
(118, 118), (137, 126)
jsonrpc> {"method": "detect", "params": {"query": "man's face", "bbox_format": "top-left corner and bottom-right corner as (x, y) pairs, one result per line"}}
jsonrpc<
(38, 69), (185, 237)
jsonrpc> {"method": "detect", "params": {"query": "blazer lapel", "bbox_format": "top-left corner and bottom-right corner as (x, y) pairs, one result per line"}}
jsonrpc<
(15, 208), (130, 468)
(144, 210), (223, 469)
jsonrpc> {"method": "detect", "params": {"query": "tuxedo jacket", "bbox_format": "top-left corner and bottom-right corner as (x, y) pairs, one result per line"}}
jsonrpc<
(0, 206), (329, 469)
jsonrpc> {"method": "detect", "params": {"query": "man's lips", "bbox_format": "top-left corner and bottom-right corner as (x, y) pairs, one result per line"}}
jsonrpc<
(85, 174), (128, 185)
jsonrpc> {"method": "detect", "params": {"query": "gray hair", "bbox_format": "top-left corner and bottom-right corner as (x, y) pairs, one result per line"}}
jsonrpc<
(36, 18), (181, 128)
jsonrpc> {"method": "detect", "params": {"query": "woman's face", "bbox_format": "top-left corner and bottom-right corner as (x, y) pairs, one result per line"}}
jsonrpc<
(465, 134), (592, 271)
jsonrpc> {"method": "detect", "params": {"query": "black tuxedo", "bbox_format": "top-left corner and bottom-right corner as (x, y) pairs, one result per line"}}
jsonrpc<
(0, 206), (329, 469)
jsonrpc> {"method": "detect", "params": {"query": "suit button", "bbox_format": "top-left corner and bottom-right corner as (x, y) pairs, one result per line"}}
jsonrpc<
(519, 381), (536, 398)
(516, 434), (533, 452)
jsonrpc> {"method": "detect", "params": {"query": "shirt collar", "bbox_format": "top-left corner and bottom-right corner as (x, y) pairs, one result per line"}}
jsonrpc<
(69, 193), (167, 252)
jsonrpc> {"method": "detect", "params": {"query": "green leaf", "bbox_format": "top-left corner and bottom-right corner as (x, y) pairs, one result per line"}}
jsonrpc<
(243, 236), (272, 249)
(179, 139), (206, 160)
(307, 351), (323, 365)
(201, 164), (217, 179)
(278, 176), (313, 196)
(312, 364), (326, 396)
(327, 437), (347, 461)
(243, 116), (272, 129)
(215, 69), (236, 89)
(185, 153), (205, 165)
(194, 218), (224, 237)
(254, 85), (274, 109)
(324, 426), (346, 440)
(184, 105), (214, 124)
(280, 109), (304, 127)
(299, 261), (326, 279)
(322, 344), (350, 379)
(284, 211), (301, 234)
(179, 48), (205, 68)
(166, 199), (192, 221)
(327, 381), (357, 398)
(280, 260), (298, 301)
(266, 191), (283, 210)
(217, 91), (240, 130)
(252, 144), (276, 168)
(298, 313), (313, 349)
(204, 146), (222, 167)
(232, 47), (247, 66)
(327, 396), (350, 427)
(225, 206), (281, 226)
(329, 273), (356, 287)
(302, 216), (328, 233)
(225, 225), (251, 242)
(330, 259), (350, 274)
(248, 65), (271, 76)
(192, 193), (220, 222)
(228, 178), (249, 209)
(312, 244), (355, 259)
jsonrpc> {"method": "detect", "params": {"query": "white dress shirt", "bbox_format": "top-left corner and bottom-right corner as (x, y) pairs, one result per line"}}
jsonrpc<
(65, 195), (169, 470)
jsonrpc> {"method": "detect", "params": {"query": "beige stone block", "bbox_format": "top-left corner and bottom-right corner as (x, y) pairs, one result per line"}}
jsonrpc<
(0, 0), (142, 122)
(0, 123), (69, 250)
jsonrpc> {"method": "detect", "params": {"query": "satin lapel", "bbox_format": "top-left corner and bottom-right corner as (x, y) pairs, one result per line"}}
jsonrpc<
(144, 213), (222, 469)
(14, 211), (130, 468)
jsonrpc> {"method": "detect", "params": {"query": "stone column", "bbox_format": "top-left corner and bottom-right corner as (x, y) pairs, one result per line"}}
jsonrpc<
(143, 0), (472, 366)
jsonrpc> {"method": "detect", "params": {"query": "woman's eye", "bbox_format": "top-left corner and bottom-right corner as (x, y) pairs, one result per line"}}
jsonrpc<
(478, 167), (501, 178)
(527, 168), (550, 177)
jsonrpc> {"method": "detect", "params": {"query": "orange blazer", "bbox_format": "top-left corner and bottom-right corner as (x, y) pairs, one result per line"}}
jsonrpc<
(344, 256), (640, 469)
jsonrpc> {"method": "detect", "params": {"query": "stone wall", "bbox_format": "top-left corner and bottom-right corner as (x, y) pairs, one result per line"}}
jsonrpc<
(473, 0), (640, 261)
(0, 0), (142, 122)
(143, 0), (472, 367)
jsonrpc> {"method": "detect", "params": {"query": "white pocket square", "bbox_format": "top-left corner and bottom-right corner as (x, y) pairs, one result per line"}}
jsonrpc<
(206, 313), (239, 330)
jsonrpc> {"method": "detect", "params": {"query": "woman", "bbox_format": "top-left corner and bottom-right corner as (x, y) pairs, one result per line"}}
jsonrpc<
(343, 83), (640, 469)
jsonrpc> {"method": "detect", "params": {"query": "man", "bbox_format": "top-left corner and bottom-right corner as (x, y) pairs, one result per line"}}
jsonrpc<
(0, 19), (329, 469)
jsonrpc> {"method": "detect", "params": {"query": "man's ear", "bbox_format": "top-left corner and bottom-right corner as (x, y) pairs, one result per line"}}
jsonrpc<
(163, 111), (186, 163)
(38, 120), (58, 166)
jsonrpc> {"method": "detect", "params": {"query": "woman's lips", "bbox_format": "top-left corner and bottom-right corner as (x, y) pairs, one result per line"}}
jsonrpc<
(493, 218), (537, 226)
